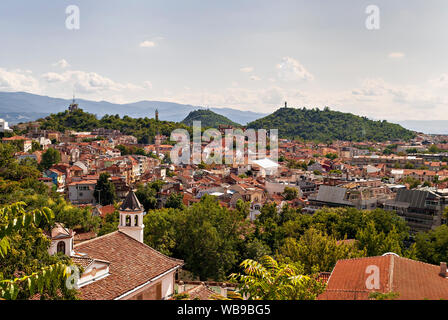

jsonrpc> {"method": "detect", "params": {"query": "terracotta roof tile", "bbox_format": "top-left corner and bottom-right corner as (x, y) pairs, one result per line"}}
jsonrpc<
(74, 231), (183, 300)
(318, 254), (448, 300)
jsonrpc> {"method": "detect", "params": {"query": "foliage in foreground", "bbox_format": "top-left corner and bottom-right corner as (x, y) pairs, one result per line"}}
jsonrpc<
(0, 202), (76, 300)
(229, 256), (326, 300)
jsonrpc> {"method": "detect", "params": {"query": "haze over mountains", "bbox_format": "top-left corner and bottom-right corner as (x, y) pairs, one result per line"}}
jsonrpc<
(0, 91), (447, 135)
(0, 92), (266, 125)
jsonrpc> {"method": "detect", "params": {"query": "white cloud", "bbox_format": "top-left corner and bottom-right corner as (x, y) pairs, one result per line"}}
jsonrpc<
(42, 72), (67, 83)
(0, 68), (40, 93)
(250, 75), (261, 81)
(240, 67), (253, 73)
(52, 59), (70, 68)
(139, 40), (156, 48)
(42, 70), (148, 94)
(388, 52), (405, 59)
(276, 57), (314, 81)
(429, 73), (448, 88)
(143, 81), (153, 90)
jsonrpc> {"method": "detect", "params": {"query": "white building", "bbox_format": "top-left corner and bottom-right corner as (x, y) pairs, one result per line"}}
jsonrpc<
(0, 118), (12, 133)
(251, 158), (279, 177)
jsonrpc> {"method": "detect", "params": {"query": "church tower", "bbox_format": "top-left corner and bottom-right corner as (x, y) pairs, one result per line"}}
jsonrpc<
(118, 189), (145, 243)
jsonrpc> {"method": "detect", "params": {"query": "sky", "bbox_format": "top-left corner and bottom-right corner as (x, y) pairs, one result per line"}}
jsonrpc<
(0, 0), (448, 120)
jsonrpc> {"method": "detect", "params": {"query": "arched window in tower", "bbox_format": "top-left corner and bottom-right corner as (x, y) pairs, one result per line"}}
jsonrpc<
(135, 215), (138, 226)
(57, 241), (66, 254)
(126, 215), (131, 226)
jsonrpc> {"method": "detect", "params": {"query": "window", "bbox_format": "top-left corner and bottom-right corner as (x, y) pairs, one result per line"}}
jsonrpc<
(126, 215), (131, 226)
(135, 215), (138, 226)
(57, 241), (66, 254)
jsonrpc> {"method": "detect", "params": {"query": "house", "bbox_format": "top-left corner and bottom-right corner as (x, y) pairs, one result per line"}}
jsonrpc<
(318, 253), (448, 300)
(304, 185), (354, 213)
(2, 136), (32, 152)
(47, 190), (184, 300)
(251, 158), (279, 177)
(45, 168), (66, 191)
(68, 180), (97, 204)
(384, 188), (448, 232)
(92, 204), (116, 218)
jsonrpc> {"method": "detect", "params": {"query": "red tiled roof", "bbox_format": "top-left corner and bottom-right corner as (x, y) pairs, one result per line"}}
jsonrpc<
(96, 204), (116, 218)
(318, 254), (448, 300)
(182, 284), (218, 300)
(74, 231), (183, 300)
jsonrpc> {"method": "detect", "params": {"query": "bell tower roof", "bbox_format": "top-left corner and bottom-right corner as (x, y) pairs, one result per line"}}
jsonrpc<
(120, 190), (143, 211)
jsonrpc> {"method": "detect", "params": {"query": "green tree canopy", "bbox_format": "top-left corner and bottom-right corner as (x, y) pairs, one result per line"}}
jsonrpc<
(93, 173), (117, 206)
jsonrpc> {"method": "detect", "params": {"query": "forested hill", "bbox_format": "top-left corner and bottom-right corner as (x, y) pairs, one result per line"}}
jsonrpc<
(246, 107), (416, 142)
(34, 109), (189, 144)
(181, 109), (240, 127)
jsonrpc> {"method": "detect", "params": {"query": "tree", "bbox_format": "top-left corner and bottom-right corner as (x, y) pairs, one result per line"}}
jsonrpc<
(175, 195), (244, 281)
(235, 199), (250, 219)
(31, 141), (42, 152)
(229, 256), (326, 300)
(165, 193), (185, 210)
(415, 225), (448, 264)
(98, 209), (119, 237)
(50, 197), (101, 232)
(278, 228), (365, 274)
(93, 173), (117, 206)
(143, 208), (178, 256)
(0, 202), (76, 300)
(0, 144), (40, 181)
(282, 186), (298, 200)
(241, 238), (272, 262)
(325, 153), (338, 160)
(356, 221), (403, 256)
(135, 181), (164, 211)
(40, 148), (61, 171)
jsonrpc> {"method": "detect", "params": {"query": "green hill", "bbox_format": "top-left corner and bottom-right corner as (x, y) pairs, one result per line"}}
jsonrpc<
(34, 109), (189, 144)
(181, 109), (240, 128)
(246, 106), (415, 142)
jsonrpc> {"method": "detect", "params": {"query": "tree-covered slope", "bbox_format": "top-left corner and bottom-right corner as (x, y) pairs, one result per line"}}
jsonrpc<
(36, 109), (190, 144)
(181, 109), (241, 127)
(246, 107), (415, 142)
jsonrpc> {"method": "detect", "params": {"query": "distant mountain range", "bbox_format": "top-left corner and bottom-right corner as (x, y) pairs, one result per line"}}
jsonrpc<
(0, 91), (266, 125)
(2, 91), (448, 136)
(395, 120), (448, 135)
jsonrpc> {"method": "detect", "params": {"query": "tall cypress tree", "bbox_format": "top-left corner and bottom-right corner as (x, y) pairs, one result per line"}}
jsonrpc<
(94, 173), (117, 205)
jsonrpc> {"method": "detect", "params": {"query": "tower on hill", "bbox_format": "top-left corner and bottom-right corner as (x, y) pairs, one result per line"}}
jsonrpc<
(155, 109), (160, 156)
(68, 95), (79, 112)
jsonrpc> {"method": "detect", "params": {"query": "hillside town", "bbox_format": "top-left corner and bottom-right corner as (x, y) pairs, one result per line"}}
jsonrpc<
(1, 98), (448, 301)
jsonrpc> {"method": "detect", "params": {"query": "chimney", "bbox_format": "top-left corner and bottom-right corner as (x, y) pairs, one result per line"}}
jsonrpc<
(440, 262), (447, 277)
(220, 283), (227, 298)
(178, 281), (184, 293)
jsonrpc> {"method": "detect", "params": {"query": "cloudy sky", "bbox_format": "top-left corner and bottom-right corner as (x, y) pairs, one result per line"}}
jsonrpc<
(1, 0), (448, 120)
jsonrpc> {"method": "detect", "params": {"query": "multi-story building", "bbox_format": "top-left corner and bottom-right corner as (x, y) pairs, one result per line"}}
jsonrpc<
(384, 188), (448, 233)
(68, 180), (97, 204)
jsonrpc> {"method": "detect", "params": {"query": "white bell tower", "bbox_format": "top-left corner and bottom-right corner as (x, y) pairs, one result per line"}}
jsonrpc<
(118, 189), (145, 243)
